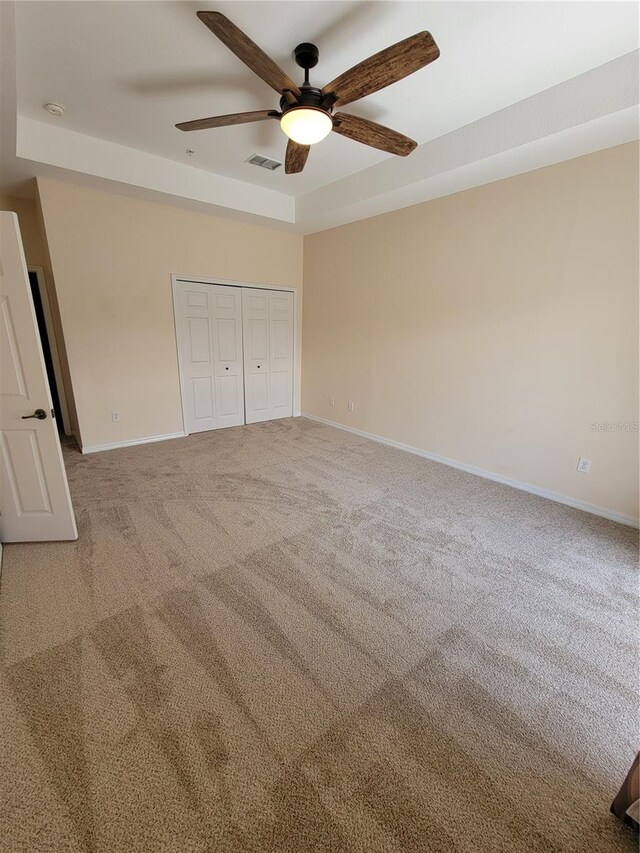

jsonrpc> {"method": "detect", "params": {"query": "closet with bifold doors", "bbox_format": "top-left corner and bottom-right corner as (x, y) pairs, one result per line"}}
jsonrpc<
(173, 280), (294, 434)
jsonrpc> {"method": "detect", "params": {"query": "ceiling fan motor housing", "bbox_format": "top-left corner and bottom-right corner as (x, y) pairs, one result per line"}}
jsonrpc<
(294, 43), (319, 70)
(279, 86), (331, 114)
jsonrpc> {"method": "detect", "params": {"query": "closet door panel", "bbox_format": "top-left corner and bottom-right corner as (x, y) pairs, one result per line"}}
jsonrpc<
(248, 320), (268, 360)
(270, 371), (290, 412)
(269, 291), (294, 420)
(214, 319), (237, 362)
(211, 286), (244, 429)
(192, 377), (215, 421)
(217, 375), (241, 418)
(248, 373), (269, 416)
(175, 282), (244, 433)
(175, 283), (218, 433)
(242, 289), (271, 424)
(188, 317), (211, 364)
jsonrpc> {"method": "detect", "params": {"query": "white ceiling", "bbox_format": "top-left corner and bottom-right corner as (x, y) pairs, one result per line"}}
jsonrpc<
(3, 1), (639, 231)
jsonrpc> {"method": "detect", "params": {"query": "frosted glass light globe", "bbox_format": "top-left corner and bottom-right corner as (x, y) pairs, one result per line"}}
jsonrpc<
(280, 108), (333, 145)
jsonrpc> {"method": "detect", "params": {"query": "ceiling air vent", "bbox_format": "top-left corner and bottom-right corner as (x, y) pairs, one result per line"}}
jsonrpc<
(246, 153), (282, 171)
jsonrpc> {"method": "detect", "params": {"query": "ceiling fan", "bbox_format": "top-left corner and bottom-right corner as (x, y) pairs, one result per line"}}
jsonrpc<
(176, 11), (440, 174)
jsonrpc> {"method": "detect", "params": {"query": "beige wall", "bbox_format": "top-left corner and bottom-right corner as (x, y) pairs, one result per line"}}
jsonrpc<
(37, 178), (303, 449)
(302, 142), (639, 522)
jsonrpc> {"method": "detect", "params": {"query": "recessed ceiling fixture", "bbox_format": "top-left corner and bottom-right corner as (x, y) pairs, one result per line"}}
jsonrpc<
(175, 12), (440, 174)
(44, 102), (65, 116)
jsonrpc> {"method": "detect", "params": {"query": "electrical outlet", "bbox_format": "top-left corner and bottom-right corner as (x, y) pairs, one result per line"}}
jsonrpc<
(576, 457), (591, 474)
(347, 401), (355, 413)
(329, 396), (335, 407)
(111, 411), (121, 423)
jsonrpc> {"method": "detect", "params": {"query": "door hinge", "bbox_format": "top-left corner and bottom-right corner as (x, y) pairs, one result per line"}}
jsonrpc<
(51, 409), (55, 419)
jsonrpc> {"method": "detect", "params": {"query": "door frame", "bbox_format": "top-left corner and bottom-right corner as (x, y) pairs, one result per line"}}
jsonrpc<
(171, 275), (300, 435)
(27, 266), (71, 436)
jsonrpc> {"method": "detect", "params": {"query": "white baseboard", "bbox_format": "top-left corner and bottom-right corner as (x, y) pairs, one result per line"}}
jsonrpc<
(301, 413), (639, 529)
(81, 431), (186, 454)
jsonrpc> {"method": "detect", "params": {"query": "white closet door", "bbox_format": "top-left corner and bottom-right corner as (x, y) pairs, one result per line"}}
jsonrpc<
(269, 292), (294, 419)
(174, 282), (244, 434)
(242, 289), (270, 424)
(242, 288), (293, 423)
(210, 287), (244, 429)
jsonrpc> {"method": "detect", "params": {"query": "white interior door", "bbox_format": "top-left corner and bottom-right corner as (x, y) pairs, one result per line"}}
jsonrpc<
(174, 281), (244, 434)
(242, 288), (293, 424)
(0, 212), (77, 542)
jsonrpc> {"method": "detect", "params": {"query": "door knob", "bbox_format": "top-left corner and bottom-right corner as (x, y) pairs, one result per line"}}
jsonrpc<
(22, 408), (47, 420)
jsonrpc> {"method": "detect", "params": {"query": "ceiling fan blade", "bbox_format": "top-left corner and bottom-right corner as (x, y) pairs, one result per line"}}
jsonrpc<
(176, 110), (278, 132)
(332, 112), (417, 156)
(285, 140), (310, 174)
(322, 32), (439, 108)
(197, 11), (300, 98)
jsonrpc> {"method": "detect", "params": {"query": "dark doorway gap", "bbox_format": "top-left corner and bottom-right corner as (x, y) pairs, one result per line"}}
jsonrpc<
(28, 271), (63, 432)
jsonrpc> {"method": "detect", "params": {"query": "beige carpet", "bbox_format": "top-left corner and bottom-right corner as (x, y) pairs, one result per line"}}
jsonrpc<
(0, 417), (637, 853)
